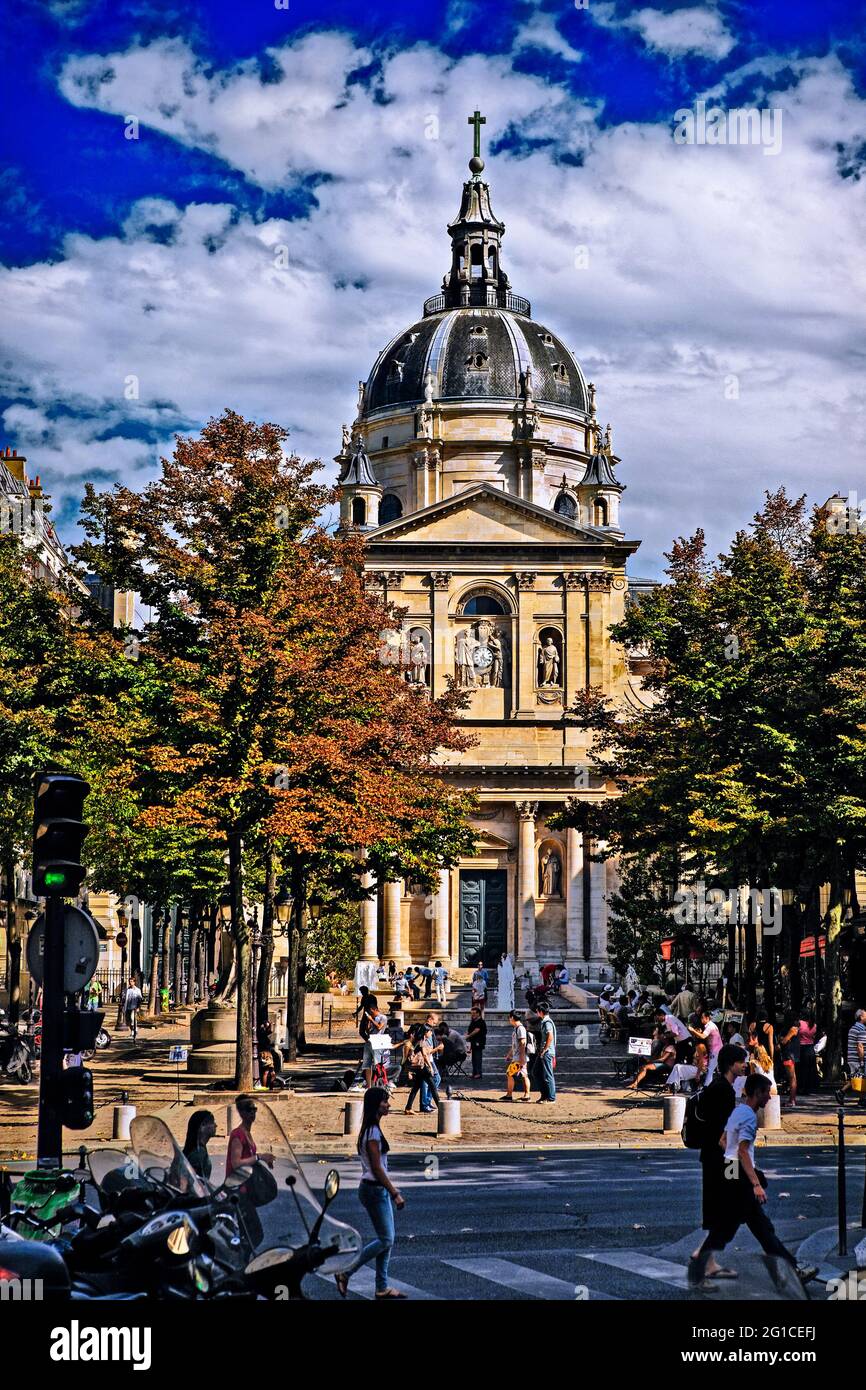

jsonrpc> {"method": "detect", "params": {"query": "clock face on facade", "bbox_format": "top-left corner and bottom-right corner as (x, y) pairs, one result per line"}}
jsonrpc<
(473, 645), (493, 672)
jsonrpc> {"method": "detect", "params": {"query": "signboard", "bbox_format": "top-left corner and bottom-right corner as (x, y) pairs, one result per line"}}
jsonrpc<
(26, 906), (101, 992)
(168, 1046), (189, 1063)
(627, 1035), (653, 1056)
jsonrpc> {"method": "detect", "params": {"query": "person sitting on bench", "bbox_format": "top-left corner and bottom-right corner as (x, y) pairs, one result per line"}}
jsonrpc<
(626, 1027), (676, 1090)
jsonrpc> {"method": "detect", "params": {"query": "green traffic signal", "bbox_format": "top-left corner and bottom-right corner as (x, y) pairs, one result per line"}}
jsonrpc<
(43, 870), (67, 888)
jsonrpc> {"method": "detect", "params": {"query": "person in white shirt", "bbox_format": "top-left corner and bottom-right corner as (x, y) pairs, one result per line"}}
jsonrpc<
(656, 1004), (692, 1062)
(432, 961), (448, 1005)
(503, 1010), (531, 1100)
(690, 1074), (815, 1287)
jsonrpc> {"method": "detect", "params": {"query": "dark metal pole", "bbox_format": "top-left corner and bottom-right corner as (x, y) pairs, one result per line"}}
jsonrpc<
(838, 1105), (848, 1255)
(861, 1133), (866, 1230)
(37, 896), (65, 1168)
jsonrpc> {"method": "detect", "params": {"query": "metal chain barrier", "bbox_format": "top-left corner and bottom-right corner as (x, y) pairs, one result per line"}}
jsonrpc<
(451, 1087), (661, 1128)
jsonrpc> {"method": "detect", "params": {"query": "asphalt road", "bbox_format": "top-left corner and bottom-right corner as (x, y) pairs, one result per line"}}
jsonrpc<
(288, 1146), (858, 1301)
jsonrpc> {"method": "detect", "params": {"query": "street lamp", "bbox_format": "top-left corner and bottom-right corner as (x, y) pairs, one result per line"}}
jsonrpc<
(308, 894), (325, 924)
(218, 892), (233, 926)
(274, 887), (294, 933)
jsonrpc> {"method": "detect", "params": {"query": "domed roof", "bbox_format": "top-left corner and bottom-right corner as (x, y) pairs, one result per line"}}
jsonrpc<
(361, 126), (588, 420)
(365, 308), (588, 415)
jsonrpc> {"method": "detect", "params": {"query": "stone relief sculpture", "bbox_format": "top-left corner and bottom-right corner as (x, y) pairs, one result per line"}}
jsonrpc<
(455, 622), (508, 689)
(537, 631), (561, 687)
(540, 848), (562, 898)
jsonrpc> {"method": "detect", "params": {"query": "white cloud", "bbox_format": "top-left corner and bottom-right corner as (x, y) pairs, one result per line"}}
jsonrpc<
(3, 36), (865, 575)
(513, 15), (583, 64)
(593, 4), (736, 60)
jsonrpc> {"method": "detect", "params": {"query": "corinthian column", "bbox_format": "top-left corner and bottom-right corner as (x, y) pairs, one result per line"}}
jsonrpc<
(382, 880), (405, 963)
(360, 866), (379, 962)
(565, 825), (584, 971)
(431, 866), (451, 964)
(516, 801), (538, 967)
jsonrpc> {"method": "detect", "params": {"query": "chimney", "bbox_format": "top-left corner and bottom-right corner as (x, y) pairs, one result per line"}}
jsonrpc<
(3, 447), (26, 482)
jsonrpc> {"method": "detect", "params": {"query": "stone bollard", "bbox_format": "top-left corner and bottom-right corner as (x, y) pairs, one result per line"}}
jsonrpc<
(344, 1098), (364, 1135)
(437, 1099), (461, 1137)
(758, 1095), (782, 1130)
(662, 1093), (686, 1135)
(112, 1103), (137, 1141)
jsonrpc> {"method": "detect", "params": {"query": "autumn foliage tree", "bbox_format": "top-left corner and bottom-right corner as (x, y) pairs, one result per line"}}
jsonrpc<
(77, 411), (476, 1086)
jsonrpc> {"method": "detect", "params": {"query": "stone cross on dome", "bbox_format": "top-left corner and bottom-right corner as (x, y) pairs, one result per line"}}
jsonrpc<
(468, 109), (486, 175)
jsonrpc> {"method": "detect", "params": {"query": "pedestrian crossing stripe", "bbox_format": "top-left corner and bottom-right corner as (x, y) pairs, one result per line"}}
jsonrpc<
(579, 1249), (688, 1288)
(442, 1257), (620, 1300)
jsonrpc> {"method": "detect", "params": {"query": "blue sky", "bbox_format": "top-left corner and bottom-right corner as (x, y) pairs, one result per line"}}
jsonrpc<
(2, 0), (865, 567)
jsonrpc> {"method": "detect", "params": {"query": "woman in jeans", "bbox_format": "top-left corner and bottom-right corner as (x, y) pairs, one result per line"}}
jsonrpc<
(335, 1087), (406, 1300)
(403, 1033), (441, 1114)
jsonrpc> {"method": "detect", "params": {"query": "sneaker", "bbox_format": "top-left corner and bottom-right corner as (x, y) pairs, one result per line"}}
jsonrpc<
(421, 1106), (435, 1114)
(834, 1088), (847, 1106)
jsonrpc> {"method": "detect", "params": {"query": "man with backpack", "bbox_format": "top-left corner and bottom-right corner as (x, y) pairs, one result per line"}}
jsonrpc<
(536, 1000), (558, 1102)
(682, 1043), (747, 1284)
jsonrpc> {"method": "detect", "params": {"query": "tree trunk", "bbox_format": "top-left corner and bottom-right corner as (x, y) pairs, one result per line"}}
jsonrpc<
(186, 904), (199, 1006)
(743, 887), (757, 1018)
(131, 911), (142, 982)
(160, 907), (172, 997)
(284, 861), (305, 1062)
(148, 905), (163, 1015)
(823, 858), (846, 1084)
(256, 848), (276, 1030)
(230, 830), (253, 1092)
(297, 915), (308, 1052)
(4, 856), (21, 1025)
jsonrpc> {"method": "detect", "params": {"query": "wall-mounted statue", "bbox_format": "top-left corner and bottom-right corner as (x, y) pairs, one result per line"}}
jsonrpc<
(537, 631), (561, 687)
(340, 423), (351, 454)
(407, 629), (430, 687)
(540, 848), (562, 898)
(455, 627), (478, 688)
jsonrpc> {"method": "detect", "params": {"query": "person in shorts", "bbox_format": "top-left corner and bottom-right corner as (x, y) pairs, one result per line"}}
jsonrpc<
(503, 1009), (530, 1101)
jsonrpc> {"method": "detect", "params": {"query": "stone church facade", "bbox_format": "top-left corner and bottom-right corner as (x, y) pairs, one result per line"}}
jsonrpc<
(339, 123), (649, 975)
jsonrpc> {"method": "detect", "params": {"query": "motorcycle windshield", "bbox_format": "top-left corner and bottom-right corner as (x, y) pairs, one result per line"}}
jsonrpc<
(214, 1100), (360, 1274)
(88, 1147), (139, 1192)
(129, 1116), (211, 1200)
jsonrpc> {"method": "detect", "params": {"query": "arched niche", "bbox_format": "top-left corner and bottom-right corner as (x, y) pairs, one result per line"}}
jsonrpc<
(537, 837), (564, 899)
(351, 496), (367, 526)
(454, 581), (516, 618)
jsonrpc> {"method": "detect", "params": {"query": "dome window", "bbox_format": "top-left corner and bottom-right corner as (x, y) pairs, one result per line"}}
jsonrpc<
(379, 493), (403, 524)
(466, 351), (489, 371)
(593, 497), (609, 527)
(387, 359), (405, 382)
(352, 496), (367, 526)
(539, 332), (555, 347)
(551, 362), (569, 383)
(554, 492), (577, 520)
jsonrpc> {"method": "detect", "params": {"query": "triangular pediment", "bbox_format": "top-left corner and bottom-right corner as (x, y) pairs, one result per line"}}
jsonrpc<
(370, 484), (607, 546)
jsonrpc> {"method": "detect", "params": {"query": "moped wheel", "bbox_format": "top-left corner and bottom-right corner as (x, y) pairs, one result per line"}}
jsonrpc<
(16, 1062), (32, 1085)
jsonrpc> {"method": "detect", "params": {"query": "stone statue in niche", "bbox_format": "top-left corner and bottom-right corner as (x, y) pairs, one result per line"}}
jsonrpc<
(540, 848), (562, 898)
(407, 629), (429, 687)
(340, 424), (351, 454)
(357, 381), (366, 416)
(537, 632), (561, 687)
(455, 627), (478, 688)
(488, 629), (504, 688)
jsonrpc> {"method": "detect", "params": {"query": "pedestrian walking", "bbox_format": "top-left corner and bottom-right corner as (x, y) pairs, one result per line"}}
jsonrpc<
(122, 978), (143, 1039)
(336, 1087), (407, 1300)
(432, 960), (447, 1005)
(836, 1007), (866, 1105)
(226, 1096), (275, 1177)
(689, 1072), (816, 1288)
(535, 1001), (558, 1102)
(361, 1000), (389, 1091)
(503, 1009), (530, 1101)
(183, 1109), (216, 1181)
(796, 1013), (817, 1094)
(466, 1004), (487, 1079)
(86, 977), (103, 1012)
(778, 1014), (800, 1108)
(686, 1043), (747, 1284)
(414, 1014), (443, 1110)
(471, 961), (488, 1008)
(417, 965), (433, 999)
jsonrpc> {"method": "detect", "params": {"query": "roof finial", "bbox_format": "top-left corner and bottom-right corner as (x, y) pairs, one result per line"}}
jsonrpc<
(468, 109), (486, 176)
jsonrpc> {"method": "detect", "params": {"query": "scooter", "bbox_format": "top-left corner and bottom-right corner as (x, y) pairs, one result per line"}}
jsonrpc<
(0, 1017), (36, 1084)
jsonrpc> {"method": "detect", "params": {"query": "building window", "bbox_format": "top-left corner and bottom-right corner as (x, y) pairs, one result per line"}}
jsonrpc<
(382, 435), (389, 449)
(462, 593), (507, 616)
(379, 493), (403, 524)
(352, 496), (367, 526)
(593, 497), (608, 527)
(470, 244), (483, 278)
(554, 492), (577, 519)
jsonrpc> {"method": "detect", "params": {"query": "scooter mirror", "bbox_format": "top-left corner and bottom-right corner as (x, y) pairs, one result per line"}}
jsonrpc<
(323, 1169), (340, 1205)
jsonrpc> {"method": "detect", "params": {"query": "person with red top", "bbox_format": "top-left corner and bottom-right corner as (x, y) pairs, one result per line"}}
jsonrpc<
(226, 1095), (274, 1177)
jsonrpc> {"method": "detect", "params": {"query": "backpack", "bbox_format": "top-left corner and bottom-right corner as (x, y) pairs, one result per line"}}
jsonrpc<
(524, 1028), (537, 1056)
(681, 1088), (709, 1148)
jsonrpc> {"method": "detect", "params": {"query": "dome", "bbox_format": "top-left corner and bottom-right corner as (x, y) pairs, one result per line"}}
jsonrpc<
(364, 307), (588, 415)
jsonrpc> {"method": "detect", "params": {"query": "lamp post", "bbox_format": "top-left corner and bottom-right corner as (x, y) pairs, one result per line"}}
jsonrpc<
(249, 907), (262, 1087)
(114, 904), (129, 1029)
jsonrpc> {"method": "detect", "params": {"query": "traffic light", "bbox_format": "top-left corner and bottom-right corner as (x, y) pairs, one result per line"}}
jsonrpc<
(32, 773), (90, 897)
(61, 1065), (94, 1130)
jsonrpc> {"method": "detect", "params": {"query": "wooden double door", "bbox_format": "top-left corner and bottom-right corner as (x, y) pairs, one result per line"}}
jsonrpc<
(459, 869), (507, 967)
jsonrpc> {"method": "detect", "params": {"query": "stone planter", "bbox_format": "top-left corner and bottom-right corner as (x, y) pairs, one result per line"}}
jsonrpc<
(187, 1001), (237, 1075)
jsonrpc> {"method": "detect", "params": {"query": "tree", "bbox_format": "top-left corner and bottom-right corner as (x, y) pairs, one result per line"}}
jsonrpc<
(559, 491), (866, 1073)
(76, 410), (476, 1084)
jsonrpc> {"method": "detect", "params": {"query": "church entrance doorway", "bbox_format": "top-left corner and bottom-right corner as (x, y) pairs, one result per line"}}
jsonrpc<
(459, 869), (507, 967)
